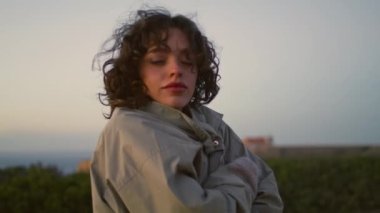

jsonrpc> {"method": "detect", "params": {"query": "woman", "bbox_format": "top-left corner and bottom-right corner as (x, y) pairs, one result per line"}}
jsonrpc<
(91, 8), (283, 213)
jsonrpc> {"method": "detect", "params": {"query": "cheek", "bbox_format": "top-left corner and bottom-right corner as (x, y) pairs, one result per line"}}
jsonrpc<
(190, 73), (198, 90)
(140, 66), (152, 81)
(141, 69), (161, 91)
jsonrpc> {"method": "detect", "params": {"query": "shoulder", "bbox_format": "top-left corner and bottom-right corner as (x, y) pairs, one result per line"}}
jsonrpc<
(198, 105), (223, 119)
(105, 107), (161, 133)
(111, 107), (154, 123)
(98, 107), (164, 151)
(99, 107), (194, 151)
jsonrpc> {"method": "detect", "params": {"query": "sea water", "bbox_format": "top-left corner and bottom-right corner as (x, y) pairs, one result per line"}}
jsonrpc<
(0, 151), (91, 175)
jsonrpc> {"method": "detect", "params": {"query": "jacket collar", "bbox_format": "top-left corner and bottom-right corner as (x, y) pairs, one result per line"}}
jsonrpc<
(141, 101), (209, 141)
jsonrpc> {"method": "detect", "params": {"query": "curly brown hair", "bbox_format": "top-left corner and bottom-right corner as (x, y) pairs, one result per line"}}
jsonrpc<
(94, 8), (220, 118)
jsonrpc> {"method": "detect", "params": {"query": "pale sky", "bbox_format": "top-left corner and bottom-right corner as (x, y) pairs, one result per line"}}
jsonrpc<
(1, 0), (379, 152)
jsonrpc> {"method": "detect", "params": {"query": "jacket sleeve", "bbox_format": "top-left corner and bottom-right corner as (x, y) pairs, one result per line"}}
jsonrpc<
(220, 123), (284, 213)
(91, 115), (257, 213)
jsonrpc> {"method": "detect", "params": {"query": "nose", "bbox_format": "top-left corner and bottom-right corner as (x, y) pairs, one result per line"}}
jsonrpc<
(168, 57), (183, 77)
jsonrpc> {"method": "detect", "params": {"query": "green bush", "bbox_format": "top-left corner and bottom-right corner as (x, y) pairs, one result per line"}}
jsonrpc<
(266, 156), (380, 213)
(0, 164), (91, 213)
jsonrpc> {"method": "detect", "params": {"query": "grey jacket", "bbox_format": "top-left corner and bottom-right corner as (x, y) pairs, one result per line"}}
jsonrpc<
(90, 102), (283, 212)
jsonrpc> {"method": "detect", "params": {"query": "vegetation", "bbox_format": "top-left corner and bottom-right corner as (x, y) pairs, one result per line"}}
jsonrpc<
(266, 156), (380, 213)
(0, 163), (91, 213)
(0, 156), (378, 212)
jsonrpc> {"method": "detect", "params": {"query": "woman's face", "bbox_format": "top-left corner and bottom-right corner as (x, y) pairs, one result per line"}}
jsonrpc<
(140, 28), (197, 110)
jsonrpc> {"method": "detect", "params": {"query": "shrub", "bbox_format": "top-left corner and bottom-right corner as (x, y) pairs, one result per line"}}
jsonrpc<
(0, 164), (91, 213)
(266, 156), (380, 213)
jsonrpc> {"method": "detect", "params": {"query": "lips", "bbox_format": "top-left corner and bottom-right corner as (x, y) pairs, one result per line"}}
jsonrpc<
(162, 82), (187, 89)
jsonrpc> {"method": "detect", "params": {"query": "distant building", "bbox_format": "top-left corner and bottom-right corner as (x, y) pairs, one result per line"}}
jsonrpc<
(243, 136), (273, 155)
(257, 145), (380, 158)
(76, 160), (90, 173)
(241, 135), (380, 158)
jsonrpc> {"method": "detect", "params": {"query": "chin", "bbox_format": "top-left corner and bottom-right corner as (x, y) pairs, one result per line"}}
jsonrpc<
(164, 99), (189, 110)
(168, 103), (186, 110)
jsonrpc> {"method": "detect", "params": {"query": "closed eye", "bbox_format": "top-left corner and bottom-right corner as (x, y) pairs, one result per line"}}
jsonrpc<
(150, 59), (166, 65)
(181, 60), (193, 66)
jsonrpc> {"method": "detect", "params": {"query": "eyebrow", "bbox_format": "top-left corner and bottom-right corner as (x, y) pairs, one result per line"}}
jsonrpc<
(147, 44), (192, 56)
(147, 44), (170, 53)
